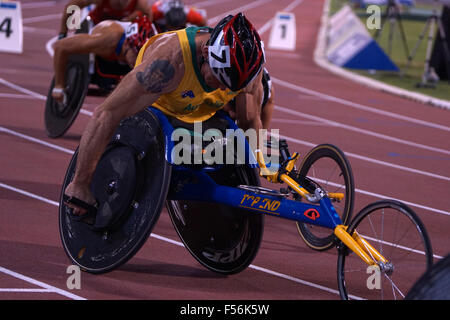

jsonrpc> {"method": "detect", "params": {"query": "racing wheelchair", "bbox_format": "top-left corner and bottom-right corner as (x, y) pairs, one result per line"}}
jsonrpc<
(45, 18), (132, 138)
(59, 107), (434, 300)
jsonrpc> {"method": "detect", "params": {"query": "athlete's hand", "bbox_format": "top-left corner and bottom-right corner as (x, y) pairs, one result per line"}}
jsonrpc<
(64, 181), (97, 217)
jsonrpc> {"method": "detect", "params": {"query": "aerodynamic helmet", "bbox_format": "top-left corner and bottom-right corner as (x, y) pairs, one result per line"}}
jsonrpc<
(208, 13), (265, 91)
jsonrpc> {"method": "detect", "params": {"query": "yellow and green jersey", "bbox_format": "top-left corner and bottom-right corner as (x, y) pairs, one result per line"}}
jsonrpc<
(135, 27), (240, 123)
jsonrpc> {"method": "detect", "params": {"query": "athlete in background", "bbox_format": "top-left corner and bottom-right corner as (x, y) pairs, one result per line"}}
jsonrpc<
(150, 0), (206, 32)
(52, 15), (157, 104)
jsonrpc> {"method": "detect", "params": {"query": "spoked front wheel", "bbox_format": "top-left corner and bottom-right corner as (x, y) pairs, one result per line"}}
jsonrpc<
(295, 144), (354, 251)
(337, 200), (433, 300)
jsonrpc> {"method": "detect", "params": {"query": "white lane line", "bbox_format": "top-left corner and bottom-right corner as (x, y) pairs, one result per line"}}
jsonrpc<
(0, 126), (74, 155)
(258, 0), (304, 35)
(23, 13), (62, 24)
(22, 1), (57, 9)
(0, 184), (359, 299)
(281, 135), (450, 183)
(0, 266), (86, 300)
(0, 93), (36, 99)
(272, 77), (450, 133)
(275, 105), (450, 156)
(310, 177), (450, 217)
(0, 182), (60, 207)
(362, 235), (443, 260)
(248, 264), (363, 300)
(23, 26), (57, 35)
(207, 0), (273, 25)
(0, 78), (46, 100)
(0, 77), (93, 116)
(272, 118), (328, 126)
(0, 288), (53, 293)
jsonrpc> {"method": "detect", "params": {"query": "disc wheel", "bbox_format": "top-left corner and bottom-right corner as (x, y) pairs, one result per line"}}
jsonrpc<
(45, 57), (89, 138)
(295, 144), (354, 251)
(166, 165), (264, 275)
(59, 112), (171, 273)
(337, 200), (433, 300)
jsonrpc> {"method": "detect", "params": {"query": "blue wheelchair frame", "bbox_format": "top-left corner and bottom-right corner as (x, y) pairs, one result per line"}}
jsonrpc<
(148, 107), (343, 230)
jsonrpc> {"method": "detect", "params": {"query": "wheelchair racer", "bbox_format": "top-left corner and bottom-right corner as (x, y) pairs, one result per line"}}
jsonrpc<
(52, 15), (157, 104)
(150, 0), (207, 32)
(58, 0), (151, 39)
(63, 13), (279, 218)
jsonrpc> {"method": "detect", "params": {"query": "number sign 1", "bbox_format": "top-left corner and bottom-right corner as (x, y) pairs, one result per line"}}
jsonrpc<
(268, 12), (296, 51)
(0, 1), (23, 53)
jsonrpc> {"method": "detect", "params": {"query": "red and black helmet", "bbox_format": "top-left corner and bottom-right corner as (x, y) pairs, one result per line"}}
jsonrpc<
(125, 14), (158, 53)
(208, 13), (265, 91)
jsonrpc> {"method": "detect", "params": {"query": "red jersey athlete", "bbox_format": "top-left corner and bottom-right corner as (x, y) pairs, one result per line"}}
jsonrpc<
(150, 0), (206, 32)
(52, 16), (157, 104)
(59, 0), (151, 38)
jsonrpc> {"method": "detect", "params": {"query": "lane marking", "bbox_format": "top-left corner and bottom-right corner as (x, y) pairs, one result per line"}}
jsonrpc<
(0, 266), (86, 300)
(0, 288), (53, 293)
(207, 0), (273, 25)
(22, 1), (57, 9)
(258, 0), (305, 35)
(0, 182), (60, 207)
(22, 13), (62, 24)
(0, 78), (46, 100)
(281, 134), (450, 183)
(0, 126), (74, 155)
(272, 77), (450, 133)
(275, 105), (450, 156)
(310, 177), (450, 217)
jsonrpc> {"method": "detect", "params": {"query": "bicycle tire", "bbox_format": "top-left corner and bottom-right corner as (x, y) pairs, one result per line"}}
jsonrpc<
(295, 144), (354, 251)
(337, 200), (433, 300)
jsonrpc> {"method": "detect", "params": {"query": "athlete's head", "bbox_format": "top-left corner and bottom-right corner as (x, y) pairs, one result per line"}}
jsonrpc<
(123, 14), (158, 67)
(207, 13), (265, 91)
(165, 0), (187, 31)
(125, 14), (158, 54)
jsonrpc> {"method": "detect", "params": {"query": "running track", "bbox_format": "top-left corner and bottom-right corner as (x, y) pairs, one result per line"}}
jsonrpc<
(0, 0), (449, 300)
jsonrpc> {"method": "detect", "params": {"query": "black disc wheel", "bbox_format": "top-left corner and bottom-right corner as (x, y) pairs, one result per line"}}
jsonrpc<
(45, 56), (90, 138)
(166, 165), (264, 275)
(337, 200), (433, 300)
(295, 144), (354, 251)
(59, 110), (171, 273)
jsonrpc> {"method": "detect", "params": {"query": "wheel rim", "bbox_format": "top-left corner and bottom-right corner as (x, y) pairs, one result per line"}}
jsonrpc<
(338, 201), (433, 300)
(296, 145), (354, 250)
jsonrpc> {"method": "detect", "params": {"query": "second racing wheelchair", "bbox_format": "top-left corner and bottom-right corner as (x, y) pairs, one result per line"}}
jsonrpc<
(45, 16), (136, 138)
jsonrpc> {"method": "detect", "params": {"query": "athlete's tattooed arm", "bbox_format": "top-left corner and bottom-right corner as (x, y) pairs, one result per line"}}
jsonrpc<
(136, 60), (176, 93)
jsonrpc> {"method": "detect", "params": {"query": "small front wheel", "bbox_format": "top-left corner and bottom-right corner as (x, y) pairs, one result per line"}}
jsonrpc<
(337, 200), (433, 300)
(295, 144), (354, 251)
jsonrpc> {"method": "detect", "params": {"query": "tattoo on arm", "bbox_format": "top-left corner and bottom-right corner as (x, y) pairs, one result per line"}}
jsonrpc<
(136, 60), (175, 93)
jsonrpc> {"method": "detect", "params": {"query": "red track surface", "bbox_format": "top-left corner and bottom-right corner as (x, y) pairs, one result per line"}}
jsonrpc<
(0, 0), (449, 301)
